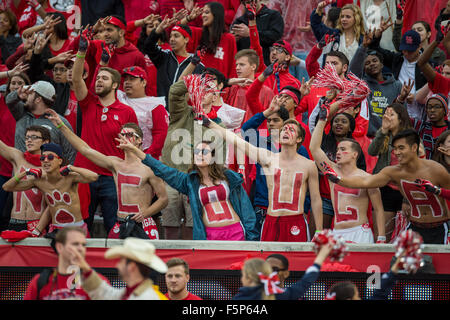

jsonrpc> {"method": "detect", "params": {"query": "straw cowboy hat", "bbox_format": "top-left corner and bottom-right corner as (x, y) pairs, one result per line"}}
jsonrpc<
(105, 238), (167, 273)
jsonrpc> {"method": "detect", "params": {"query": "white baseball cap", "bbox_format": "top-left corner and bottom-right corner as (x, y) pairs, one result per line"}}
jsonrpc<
(24, 81), (56, 101)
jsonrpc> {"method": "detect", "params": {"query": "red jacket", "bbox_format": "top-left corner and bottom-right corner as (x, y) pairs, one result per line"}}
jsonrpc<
(0, 96), (14, 177)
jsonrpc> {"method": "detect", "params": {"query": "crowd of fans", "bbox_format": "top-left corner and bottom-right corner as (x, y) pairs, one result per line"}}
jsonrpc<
(0, 0), (449, 252)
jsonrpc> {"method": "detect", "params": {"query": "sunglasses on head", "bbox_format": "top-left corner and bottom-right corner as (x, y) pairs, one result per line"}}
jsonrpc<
(194, 148), (212, 155)
(40, 154), (60, 161)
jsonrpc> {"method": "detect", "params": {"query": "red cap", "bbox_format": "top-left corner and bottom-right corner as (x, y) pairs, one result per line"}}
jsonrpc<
(122, 66), (148, 80)
(274, 40), (293, 56)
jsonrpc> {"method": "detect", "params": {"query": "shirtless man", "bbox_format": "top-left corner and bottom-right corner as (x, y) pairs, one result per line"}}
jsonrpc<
(204, 116), (323, 242)
(322, 129), (450, 244)
(310, 103), (386, 243)
(3, 143), (98, 236)
(0, 126), (50, 235)
(45, 108), (168, 239)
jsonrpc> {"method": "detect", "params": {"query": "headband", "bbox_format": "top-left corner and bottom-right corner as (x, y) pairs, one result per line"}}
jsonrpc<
(172, 25), (191, 40)
(107, 16), (126, 30)
(279, 89), (299, 105)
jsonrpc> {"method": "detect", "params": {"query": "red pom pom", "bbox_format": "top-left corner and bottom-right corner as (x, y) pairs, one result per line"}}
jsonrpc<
(393, 230), (424, 273)
(312, 229), (348, 262)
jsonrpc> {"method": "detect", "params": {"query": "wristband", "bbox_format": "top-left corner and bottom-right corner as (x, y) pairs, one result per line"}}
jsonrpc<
(14, 175), (20, 183)
(35, 4), (42, 10)
(56, 122), (64, 129)
(377, 236), (386, 241)
(76, 53), (86, 59)
(31, 228), (41, 236)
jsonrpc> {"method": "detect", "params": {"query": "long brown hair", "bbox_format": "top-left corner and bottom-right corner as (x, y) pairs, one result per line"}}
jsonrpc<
(188, 140), (227, 185)
(381, 104), (412, 153)
(432, 130), (450, 172)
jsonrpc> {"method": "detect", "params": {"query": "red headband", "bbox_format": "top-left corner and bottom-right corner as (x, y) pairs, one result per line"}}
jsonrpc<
(172, 25), (191, 40)
(279, 89), (299, 105)
(107, 16), (126, 30)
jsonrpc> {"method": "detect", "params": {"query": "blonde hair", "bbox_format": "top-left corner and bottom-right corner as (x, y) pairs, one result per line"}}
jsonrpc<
(337, 4), (365, 37)
(242, 258), (275, 300)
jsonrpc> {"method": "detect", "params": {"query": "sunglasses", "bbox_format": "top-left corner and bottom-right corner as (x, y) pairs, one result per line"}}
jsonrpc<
(40, 154), (60, 161)
(194, 148), (212, 155)
(120, 131), (140, 139)
(25, 135), (43, 141)
(271, 266), (287, 272)
(269, 46), (287, 54)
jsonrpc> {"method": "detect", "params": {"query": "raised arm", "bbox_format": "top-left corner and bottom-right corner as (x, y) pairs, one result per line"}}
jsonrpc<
(63, 165), (99, 184)
(204, 116), (273, 167)
(45, 108), (116, 172)
(0, 137), (23, 166)
(310, 103), (339, 169)
(72, 35), (89, 101)
(324, 164), (393, 189)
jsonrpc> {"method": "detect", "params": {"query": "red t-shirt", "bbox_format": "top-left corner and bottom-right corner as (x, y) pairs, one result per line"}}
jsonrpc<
(429, 72), (450, 96)
(432, 125), (448, 139)
(189, 28), (237, 79)
(74, 92), (138, 176)
(64, 90), (78, 133)
(23, 272), (90, 300)
(164, 291), (203, 300)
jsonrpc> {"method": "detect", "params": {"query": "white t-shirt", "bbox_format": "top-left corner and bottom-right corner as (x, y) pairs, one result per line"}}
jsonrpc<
(398, 58), (417, 94)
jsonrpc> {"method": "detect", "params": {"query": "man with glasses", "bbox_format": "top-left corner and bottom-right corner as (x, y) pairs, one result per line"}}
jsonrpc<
(413, 94), (450, 159)
(44, 108), (168, 240)
(3, 143), (98, 237)
(0, 126), (50, 234)
(263, 40), (302, 95)
(265, 254), (290, 288)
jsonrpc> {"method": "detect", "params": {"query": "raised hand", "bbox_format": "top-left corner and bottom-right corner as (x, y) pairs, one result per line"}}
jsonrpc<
(43, 108), (63, 127)
(200, 113), (211, 128)
(374, 16), (393, 39)
(298, 21), (311, 33)
(187, 3), (203, 22)
(437, 145), (450, 156)
(320, 161), (341, 183)
(53, 50), (75, 64)
(396, 0), (406, 21)
(263, 59), (278, 77)
(245, 3), (257, 21)
(9, 62), (30, 77)
(397, 79), (414, 103)
(34, 32), (52, 54)
(363, 28), (374, 48)
(78, 34), (89, 52)
(415, 179), (441, 195)
(26, 168), (42, 179)
(100, 42), (112, 65)
(173, 8), (188, 21)
(318, 105), (329, 121)
(318, 33), (335, 49)
(60, 165), (72, 176)
(300, 76), (314, 97)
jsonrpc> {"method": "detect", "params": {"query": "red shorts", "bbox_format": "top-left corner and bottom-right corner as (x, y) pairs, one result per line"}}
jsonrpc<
(48, 221), (90, 238)
(261, 214), (308, 242)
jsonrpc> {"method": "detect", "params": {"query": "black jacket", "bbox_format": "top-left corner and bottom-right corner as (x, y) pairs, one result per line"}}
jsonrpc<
(0, 34), (22, 65)
(144, 29), (203, 106)
(80, 0), (125, 27)
(232, 5), (284, 66)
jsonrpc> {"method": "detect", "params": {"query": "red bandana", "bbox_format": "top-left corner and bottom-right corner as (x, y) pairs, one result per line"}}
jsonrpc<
(24, 151), (42, 167)
(206, 108), (218, 120)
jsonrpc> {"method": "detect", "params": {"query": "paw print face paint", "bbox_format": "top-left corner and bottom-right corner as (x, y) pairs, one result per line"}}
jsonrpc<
(45, 190), (75, 224)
